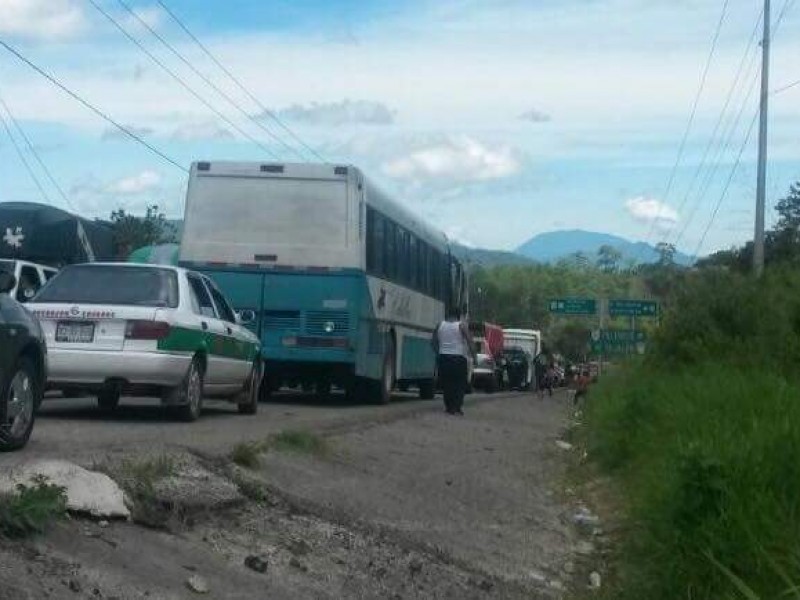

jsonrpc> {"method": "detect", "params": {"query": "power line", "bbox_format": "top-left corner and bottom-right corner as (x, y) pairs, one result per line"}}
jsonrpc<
(674, 70), (760, 247)
(692, 110), (759, 260)
(772, 77), (800, 95)
(155, 0), (326, 163)
(638, 0), (731, 257)
(688, 0), (794, 259)
(0, 37), (187, 173)
(87, 0), (279, 159)
(664, 10), (763, 248)
(115, 0), (305, 160)
(0, 87), (77, 212)
(0, 107), (52, 204)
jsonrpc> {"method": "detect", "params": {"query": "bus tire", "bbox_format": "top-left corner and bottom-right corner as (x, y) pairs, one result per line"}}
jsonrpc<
(418, 379), (435, 400)
(315, 379), (332, 401)
(376, 341), (395, 405)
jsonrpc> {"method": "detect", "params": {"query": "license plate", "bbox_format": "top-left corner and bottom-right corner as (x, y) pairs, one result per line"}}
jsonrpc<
(56, 322), (95, 343)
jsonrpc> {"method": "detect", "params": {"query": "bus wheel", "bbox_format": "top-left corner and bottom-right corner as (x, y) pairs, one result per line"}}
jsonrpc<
(418, 379), (435, 400)
(315, 379), (332, 401)
(376, 342), (395, 405)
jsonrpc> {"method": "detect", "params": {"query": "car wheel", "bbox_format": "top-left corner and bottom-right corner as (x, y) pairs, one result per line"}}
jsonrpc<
(238, 361), (261, 415)
(176, 358), (204, 422)
(0, 357), (40, 452)
(97, 389), (121, 411)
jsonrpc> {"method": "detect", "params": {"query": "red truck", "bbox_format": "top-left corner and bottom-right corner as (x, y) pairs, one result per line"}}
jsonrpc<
(468, 322), (505, 393)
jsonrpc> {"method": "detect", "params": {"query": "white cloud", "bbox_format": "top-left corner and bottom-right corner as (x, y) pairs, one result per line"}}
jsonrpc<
(171, 121), (233, 142)
(519, 109), (551, 123)
(270, 100), (396, 126)
(101, 124), (153, 141)
(625, 196), (679, 230)
(382, 136), (521, 183)
(105, 170), (162, 195)
(125, 5), (163, 31)
(0, 0), (87, 40)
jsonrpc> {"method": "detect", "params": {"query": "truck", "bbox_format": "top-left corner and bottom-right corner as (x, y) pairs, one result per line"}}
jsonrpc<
(468, 322), (505, 393)
(502, 328), (541, 390)
(0, 202), (113, 303)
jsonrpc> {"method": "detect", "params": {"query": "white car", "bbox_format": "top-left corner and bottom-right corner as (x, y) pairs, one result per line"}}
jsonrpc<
(29, 263), (262, 421)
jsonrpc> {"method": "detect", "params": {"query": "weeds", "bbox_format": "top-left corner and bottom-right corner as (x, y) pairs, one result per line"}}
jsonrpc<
(0, 476), (67, 538)
(230, 442), (264, 469)
(268, 430), (329, 457)
(99, 455), (177, 528)
(582, 364), (800, 600)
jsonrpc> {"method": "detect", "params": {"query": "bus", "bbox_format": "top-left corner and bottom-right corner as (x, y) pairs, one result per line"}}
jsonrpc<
(179, 161), (468, 403)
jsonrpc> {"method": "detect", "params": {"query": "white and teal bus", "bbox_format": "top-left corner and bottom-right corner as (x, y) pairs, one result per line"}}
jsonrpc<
(179, 161), (468, 403)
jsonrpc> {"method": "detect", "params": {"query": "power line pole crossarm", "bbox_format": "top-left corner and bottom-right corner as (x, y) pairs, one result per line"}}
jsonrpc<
(754, 0), (771, 277)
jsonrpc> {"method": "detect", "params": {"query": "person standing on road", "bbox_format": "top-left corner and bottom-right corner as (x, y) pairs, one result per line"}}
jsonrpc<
(534, 349), (549, 399)
(432, 309), (476, 416)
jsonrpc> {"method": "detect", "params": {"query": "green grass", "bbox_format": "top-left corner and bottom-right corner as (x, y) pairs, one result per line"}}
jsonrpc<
(99, 455), (177, 528)
(267, 430), (329, 457)
(582, 362), (800, 600)
(0, 476), (67, 538)
(230, 441), (263, 469)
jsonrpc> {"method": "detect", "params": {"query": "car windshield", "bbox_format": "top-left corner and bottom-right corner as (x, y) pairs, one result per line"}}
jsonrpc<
(33, 265), (179, 307)
(0, 260), (14, 273)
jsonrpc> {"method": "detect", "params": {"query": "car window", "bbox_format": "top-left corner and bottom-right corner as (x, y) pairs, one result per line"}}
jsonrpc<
(207, 281), (237, 324)
(0, 260), (13, 274)
(16, 265), (41, 302)
(187, 275), (217, 319)
(42, 268), (58, 281)
(33, 266), (179, 307)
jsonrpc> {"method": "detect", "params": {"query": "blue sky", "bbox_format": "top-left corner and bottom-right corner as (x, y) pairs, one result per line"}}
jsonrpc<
(0, 0), (797, 256)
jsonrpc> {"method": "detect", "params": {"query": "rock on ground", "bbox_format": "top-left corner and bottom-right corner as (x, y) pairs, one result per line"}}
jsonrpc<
(0, 460), (129, 519)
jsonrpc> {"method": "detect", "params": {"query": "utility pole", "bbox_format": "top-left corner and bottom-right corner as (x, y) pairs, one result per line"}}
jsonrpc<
(754, 0), (771, 277)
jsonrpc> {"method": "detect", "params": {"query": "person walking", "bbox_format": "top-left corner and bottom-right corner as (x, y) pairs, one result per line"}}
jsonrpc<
(534, 350), (549, 399)
(432, 309), (476, 416)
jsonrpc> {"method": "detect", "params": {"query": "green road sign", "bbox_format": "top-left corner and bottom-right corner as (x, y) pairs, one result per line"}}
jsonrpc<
(590, 329), (647, 355)
(549, 298), (597, 315)
(592, 329), (647, 343)
(609, 299), (659, 317)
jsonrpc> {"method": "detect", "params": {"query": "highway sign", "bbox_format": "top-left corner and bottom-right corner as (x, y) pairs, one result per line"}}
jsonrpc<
(609, 299), (659, 317)
(590, 329), (647, 355)
(549, 298), (597, 315)
(591, 329), (647, 343)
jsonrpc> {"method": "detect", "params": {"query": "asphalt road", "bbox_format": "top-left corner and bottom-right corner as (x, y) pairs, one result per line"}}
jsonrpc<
(14, 388), (530, 465)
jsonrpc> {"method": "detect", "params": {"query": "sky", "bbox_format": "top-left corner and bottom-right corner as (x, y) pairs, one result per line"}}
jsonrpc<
(0, 0), (798, 257)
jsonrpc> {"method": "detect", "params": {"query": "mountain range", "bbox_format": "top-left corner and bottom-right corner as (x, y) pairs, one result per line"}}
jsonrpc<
(165, 219), (689, 267)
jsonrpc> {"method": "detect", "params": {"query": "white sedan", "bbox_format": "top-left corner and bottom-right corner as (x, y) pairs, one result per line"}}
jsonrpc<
(29, 263), (262, 421)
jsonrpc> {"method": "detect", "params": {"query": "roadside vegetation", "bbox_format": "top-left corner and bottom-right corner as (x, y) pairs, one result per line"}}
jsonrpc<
(0, 476), (67, 538)
(230, 430), (331, 471)
(98, 454), (177, 527)
(575, 182), (800, 600)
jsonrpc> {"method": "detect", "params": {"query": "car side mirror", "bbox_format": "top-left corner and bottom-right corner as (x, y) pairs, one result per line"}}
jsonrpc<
(0, 272), (16, 294)
(238, 309), (256, 325)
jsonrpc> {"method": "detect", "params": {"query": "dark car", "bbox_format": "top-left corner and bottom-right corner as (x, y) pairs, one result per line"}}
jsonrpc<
(0, 271), (47, 451)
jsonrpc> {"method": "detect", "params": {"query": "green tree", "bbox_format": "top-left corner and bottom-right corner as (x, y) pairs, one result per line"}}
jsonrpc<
(596, 244), (623, 273)
(110, 205), (176, 259)
(655, 242), (676, 267)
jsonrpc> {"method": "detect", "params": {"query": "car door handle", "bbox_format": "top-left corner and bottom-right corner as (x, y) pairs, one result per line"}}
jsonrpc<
(201, 321), (209, 331)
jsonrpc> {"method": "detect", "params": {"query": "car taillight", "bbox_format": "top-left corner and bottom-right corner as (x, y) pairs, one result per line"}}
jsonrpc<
(125, 320), (171, 340)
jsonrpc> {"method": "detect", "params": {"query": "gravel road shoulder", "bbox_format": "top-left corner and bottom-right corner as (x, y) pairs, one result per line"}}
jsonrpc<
(0, 391), (577, 599)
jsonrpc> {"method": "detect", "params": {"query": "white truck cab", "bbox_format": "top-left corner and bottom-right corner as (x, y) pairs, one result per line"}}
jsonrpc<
(0, 259), (58, 303)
